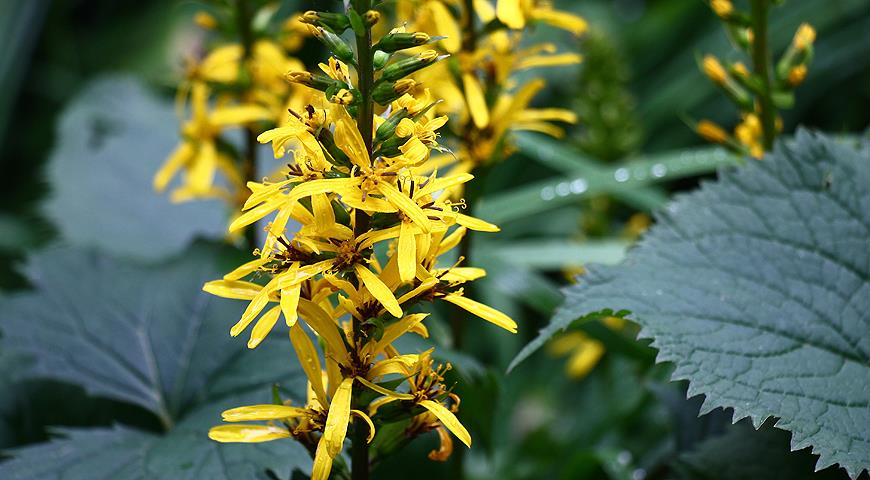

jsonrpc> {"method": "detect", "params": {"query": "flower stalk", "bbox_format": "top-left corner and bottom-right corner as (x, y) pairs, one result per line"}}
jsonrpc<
(201, 4), (518, 479)
(749, 0), (776, 149)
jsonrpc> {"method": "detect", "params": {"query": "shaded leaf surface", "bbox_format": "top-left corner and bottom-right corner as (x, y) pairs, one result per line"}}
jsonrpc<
(513, 131), (870, 477)
(43, 75), (226, 261)
(0, 245), (309, 478)
(675, 422), (855, 480)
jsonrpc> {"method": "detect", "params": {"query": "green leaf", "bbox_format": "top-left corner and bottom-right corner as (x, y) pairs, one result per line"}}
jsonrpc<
(477, 239), (629, 269)
(0, 244), (310, 478)
(674, 421), (852, 480)
(478, 133), (737, 224)
(43, 75), (226, 261)
(511, 131), (870, 477)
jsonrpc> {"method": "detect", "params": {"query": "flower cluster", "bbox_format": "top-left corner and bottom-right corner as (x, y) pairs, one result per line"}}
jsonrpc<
(154, 5), (313, 205)
(694, 0), (816, 158)
(201, 4), (517, 478)
(394, 0), (587, 190)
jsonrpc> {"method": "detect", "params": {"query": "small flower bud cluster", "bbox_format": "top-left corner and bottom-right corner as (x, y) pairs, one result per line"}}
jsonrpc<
(695, 2), (817, 158)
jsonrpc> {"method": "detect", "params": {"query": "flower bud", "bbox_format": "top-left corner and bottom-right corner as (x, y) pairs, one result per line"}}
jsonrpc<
(787, 64), (807, 86)
(364, 10), (380, 27)
(299, 10), (350, 33)
(376, 32), (431, 52)
(373, 50), (391, 70)
(307, 25), (355, 63)
(329, 88), (356, 105)
(792, 23), (816, 50)
(372, 78), (417, 105)
(710, 0), (733, 20)
(696, 120), (729, 144)
(285, 71), (338, 91)
(375, 108), (410, 143)
(382, 50), (442, 81)
(702, 55), (727, 85)
(194, 11), (218, 30)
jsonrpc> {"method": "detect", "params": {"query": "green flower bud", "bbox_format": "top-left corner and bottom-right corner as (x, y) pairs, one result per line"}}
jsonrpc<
(372, 78), (417, 105)
(373, 50), (391, 70)
(376, 135), (406, 158)
(375, 32), (431, 52)
(284, 71), (339, 92)
(299, 10), (350, 34)
(307, 25), (355, 63)
(381, 50), (442, 81)
(375, 108), (410, 143)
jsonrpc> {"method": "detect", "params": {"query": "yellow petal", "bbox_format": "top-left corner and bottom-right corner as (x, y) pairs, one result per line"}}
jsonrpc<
(312, 193), (336, 232)
(289, 322), (328, 405)
(566, 338), (605, 378)
(229, 196), (286, 233)
(221, 404), (307, 421)
(438, 267), (487, 282)
(154, 143), (194, 192)
(311, 439), (333, 480)
(298, 298), (350, 365)
(248, 305), (281, 349)
(333, 106), (370, 168)
(369, 313), (429, 356)
(496, 0), (524, 29)
(516, 53), (583, 70)
(350, 410), (376, 443)
(419, 400), (471, 448)
(323, 377), (353, 458)
(188, 140), (217, 194)
(243, 179), (293, 210)
(354, 376), (415, 400)
(442, 294), (518, 333)
(280, 283), (301, 327)
(223, 257), (270, 281)
(398, 136), (430, 165)
(428, 1), (461, 52)
(398, 221), (417, 284)
(203, 280), (262, 300)
(414, 173), (473, 199)
(437, 227), (467, 256)
(209, 105), (271, 126)
(463, 73), (490, 129)
(354, 265), (403, 318)
(208, 425), (290, 443)
(455, 213), (499, 232)
(530, 9), (588, 36)
(396, 277), (437, 304)
(231, 276), (280, 337)
(377, 182), (431, 233)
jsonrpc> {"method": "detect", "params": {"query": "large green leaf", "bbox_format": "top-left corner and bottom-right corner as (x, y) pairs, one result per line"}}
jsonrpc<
(674, 422), (852, 480)
(43, 76), (226, 261)
(511, 131), (870, 477)
(0, 244), (310, 478)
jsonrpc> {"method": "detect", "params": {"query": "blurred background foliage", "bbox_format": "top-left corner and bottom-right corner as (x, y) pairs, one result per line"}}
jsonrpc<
(0, 0), (867, 478)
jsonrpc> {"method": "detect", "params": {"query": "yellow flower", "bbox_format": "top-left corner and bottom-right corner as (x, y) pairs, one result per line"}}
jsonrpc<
(548, 331), (605, 379)
(496, 0), (588, 36)
(154, 82), (271, 202)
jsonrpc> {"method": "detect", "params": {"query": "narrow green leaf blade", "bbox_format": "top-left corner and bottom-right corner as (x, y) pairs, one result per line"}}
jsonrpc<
(480, 134), (737, 223)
